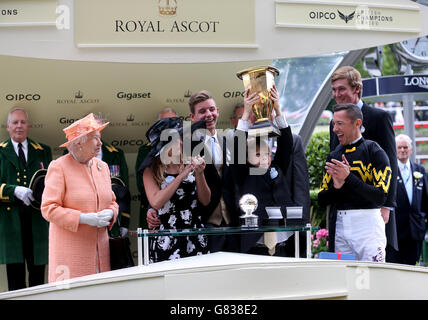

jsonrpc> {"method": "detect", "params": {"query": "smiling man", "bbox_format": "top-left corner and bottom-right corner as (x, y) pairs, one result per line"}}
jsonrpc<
(188, 90), (237, 253)
(328, 66), (398, 258)
(0, 108), (52, 290)
(319, 103), (391, 262)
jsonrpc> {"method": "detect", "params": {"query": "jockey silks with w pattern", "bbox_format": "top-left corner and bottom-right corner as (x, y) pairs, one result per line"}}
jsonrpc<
(319, 137), (392, 210)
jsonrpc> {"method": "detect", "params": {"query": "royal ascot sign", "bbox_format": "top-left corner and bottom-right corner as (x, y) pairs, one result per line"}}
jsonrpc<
(75, 0), (256, 48)
(275, 0), (420, 33)
(0, 0), (57, 27)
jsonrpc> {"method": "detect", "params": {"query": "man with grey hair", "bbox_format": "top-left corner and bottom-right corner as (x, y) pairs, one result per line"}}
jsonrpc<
(0, 107), (52, 290)
(388, 134), (428, 265)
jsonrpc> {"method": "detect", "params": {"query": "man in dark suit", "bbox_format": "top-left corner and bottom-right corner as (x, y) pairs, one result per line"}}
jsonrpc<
(228, 100), (310, 256)
(0, 108), (52, 291)
(328, 66), (398, 256)
(388, 134), (428, 265)
(188, 90), (235, 252)
(282, 133), (311, 257)
(228, 87), (293, 255)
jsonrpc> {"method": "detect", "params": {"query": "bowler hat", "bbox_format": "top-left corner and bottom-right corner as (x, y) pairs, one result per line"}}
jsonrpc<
(29, 169), (48, 210)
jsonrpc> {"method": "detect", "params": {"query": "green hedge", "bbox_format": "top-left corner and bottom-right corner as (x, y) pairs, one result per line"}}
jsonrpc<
(305, 131), (330, 227)
(306, 131), (330, 190)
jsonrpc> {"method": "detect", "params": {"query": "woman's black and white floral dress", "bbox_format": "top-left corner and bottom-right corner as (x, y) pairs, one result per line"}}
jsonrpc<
(149, 172), (209, 263)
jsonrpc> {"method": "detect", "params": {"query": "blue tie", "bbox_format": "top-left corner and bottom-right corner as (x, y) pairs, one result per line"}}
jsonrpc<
(403, 165), (413, 203)
(211, 136), (217, 165)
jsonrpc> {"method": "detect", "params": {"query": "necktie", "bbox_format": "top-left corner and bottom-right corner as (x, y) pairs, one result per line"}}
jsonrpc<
(18, 143), (26, 167)
(264, 232), (277, 256)
(211, 136), (217, 165)
(403, 165), (413, 203)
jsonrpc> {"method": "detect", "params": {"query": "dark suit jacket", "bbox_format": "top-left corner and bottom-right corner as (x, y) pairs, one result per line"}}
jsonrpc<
(396, 162), (428, 242)
(329, 101), (398, 250)
(285, 134), (311, 225)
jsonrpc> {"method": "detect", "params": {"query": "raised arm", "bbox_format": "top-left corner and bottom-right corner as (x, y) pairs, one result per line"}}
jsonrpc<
(143, 164), (195, 210)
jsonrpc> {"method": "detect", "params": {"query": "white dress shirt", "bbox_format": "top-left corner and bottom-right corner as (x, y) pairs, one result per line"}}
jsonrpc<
(11, 139), (28, 162)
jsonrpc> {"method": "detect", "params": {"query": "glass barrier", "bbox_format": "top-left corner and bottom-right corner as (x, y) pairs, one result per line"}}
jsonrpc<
(129, 224), (319, 266)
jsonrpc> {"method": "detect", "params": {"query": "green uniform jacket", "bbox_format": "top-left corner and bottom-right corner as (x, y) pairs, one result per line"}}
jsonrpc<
(135, 142), (151, 228)
(0, 138), (52, 265)
(101, 141), (130, 236)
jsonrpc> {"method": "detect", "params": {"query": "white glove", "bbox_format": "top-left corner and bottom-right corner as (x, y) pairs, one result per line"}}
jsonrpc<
(120, 227), (128, 237)
(79, 212), (110, 228)
(14, 186), (34, 206)
(97, 209), (114, 224)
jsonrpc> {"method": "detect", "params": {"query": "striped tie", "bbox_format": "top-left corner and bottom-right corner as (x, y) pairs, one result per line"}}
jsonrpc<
(211, 136), (217, 165)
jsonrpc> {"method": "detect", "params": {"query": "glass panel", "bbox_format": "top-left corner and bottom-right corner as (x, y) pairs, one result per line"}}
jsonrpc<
(273, 52), (346, 133)
(130, 225), (318, 238)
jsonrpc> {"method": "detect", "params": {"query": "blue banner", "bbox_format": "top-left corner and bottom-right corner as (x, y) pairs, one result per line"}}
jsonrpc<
(363, 74), (428, 97)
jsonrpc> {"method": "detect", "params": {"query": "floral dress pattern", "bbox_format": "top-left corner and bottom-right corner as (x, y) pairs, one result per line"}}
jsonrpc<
(150, 172), (209, 263)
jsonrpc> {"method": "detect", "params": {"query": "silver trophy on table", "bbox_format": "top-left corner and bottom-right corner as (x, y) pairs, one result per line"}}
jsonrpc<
(239, 194), (259, 228)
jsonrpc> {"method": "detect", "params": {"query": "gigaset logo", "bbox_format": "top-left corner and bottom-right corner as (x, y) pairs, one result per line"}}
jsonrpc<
(116, 91), (152, 100)
(59, 117), (80, 124)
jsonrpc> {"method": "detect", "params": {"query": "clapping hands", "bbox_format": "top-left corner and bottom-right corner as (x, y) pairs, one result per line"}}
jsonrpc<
(325, 154), (350, 189)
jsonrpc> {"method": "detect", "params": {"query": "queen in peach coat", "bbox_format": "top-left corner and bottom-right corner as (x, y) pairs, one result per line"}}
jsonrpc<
(41, 114), (118, 283)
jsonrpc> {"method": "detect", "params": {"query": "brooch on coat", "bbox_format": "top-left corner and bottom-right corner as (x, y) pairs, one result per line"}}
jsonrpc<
(270, 167), (278, 179)
(97, 162), (102, 171)
(414, 171), (423, 186)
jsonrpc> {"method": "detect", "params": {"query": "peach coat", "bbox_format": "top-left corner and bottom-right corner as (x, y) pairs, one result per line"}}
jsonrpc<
(41, 154), (118, 283)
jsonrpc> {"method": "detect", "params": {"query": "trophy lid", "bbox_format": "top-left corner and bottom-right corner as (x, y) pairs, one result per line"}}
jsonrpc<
(236, 66), (280, 80)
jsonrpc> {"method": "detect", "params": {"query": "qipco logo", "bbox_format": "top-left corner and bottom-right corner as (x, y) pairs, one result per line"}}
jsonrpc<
(111, 139), (145, 147)
(5, 93), (41, 101)
(308, 11), (337, 20)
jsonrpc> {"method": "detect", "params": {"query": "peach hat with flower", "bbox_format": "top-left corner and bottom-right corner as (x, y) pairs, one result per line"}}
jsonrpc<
(59, 113), (109, 147)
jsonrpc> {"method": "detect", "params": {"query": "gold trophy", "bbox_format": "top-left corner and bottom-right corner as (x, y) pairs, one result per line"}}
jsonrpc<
(236, 66), (280, 137)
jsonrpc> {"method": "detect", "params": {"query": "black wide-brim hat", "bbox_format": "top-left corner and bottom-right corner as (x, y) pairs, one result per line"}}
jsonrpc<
(111, 177), (131, 214)
(29, 168), (48, 210)
(137, 117), (207, 175)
